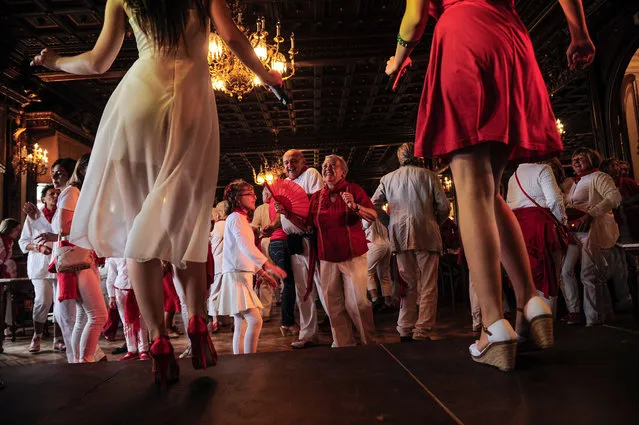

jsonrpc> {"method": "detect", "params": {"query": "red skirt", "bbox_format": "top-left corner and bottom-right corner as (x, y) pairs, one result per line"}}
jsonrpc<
(415, 0), (562, 161)
(513, 207), (563, 297)
(162, 272), (181, 313)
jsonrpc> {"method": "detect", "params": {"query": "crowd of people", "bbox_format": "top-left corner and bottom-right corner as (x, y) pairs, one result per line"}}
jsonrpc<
(14, 0), (600, 383)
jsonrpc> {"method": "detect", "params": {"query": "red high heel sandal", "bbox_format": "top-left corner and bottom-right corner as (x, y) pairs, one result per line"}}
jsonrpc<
(188, 315), (218, 370)
(150, 335), (180, 387)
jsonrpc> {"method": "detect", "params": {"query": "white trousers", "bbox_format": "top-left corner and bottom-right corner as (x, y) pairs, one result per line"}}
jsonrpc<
(70, 267), (108, 363)
(53, 281), (77, 363)
(320, 255), (375, 347)
(366, 243), (393, 298)
(172, 273), (189, 332)
(396, 250), (439, 337)
(291, 238), (328, 342)
(115, 288), (149, 353)
(32, 278), (55, 327)
(561, 243), (613, 325)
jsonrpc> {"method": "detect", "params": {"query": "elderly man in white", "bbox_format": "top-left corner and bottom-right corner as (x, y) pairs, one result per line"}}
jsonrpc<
(279, 149), (328, 349)
(372, 143), (450, 341)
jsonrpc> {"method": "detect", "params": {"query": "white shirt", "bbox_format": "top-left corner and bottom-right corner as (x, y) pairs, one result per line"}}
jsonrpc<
(371, 165), (451, 253)
(106, 257), (131, 296)
(281, 167), (322, 235)
(18, 212), (56, 279)
(210, 220), (225, 276)
(52, 185), (80, 234)
(222, 212), (267, 274)
(363, 219), (390, 246)
(506, 163), (567, 224)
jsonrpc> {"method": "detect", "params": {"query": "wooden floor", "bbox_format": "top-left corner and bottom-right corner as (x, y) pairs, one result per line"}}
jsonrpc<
(1, 318), (637, 425)
(0, 303), (476, 368)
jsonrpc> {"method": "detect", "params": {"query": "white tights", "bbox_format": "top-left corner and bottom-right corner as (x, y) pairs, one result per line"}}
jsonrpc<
(232, 308), (262, 355)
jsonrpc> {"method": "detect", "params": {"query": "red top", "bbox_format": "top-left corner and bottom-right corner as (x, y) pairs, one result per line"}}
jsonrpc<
(268, 201), (287, 241)
(309, 179), (373, 263)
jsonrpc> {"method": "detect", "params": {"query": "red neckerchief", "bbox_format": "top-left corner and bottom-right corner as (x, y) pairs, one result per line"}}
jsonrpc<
(323, 178), (349, 196)
(42, 206), (56, 223)
(232, 208), (248, 217)
(573, 168), (598, 184)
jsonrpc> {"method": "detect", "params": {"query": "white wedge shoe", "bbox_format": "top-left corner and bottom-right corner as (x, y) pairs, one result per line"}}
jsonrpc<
(469, 319), (518, 372)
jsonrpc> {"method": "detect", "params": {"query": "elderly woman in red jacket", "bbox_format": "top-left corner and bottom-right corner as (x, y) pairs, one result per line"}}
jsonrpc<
(308, 155), (377, 347)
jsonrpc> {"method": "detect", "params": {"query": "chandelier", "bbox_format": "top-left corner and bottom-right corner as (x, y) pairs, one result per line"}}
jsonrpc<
(253, 157), (286, 185)
(208, 7), (297, 100)
(11, 128), (49, 176)
(556, 119), (565, 135)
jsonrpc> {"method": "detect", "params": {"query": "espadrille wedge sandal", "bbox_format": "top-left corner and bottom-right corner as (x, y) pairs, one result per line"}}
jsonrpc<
(522, 296), (554, 349)
(469, 319), (518, 372)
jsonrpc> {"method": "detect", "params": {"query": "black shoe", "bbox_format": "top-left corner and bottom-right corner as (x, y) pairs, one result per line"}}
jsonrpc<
(400, 335), (413, 343)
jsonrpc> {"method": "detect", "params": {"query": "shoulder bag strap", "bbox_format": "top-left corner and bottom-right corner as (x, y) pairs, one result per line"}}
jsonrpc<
(515, 171), (563, 227)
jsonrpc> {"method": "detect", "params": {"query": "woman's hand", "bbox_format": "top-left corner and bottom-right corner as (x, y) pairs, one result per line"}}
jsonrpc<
(35, 232), (58, 244)
(574, 214), (593, 232)
(263, 261), (286, 279)
(566, 36), (595, 70)
(37, 244), (52, 255)
(261, 224), (275, 237)
(273, 201), (287, 217)
(340, 192), (357, 211)
(385, 56), (400, 76)
(262, 70), (283, 87)
(257, 270), (279, 289)
(30, 48), (61, 70)
(109, 297), (117, 310)
(23, 202), (40, 220)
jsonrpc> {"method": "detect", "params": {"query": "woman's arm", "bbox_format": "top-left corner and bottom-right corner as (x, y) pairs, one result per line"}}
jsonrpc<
(386, 0), (430, 75)
(209, 0), (281, 86)
(557, 0), (595, 70)
(31, 0), (126, 74)
(589, 173), (622, 217)
(540, 166), (568, 224)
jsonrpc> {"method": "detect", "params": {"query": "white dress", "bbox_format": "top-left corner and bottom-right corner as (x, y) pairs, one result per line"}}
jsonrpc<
(70, 10), (219, 268)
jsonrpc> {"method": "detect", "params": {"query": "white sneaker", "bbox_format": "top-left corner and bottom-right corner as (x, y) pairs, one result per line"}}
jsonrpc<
(29, 335), (41, 353)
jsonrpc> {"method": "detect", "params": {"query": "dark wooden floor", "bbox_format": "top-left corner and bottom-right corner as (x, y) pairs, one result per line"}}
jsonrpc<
(1, 322), (637, 425)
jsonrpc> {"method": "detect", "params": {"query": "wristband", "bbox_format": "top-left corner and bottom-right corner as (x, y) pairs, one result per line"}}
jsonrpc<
(397, 34), (420, 48)
(353, 204), (360, 213)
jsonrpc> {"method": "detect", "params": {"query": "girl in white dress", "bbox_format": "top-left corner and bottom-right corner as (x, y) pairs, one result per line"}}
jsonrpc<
(216, 180), (286, 355)
(31, 0), (281, 385)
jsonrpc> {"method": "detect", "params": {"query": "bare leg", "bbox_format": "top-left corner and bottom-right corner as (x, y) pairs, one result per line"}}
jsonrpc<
(127, 259), (165, 341)
(174, 261), (208, 320)
(450, 144), (504, 350)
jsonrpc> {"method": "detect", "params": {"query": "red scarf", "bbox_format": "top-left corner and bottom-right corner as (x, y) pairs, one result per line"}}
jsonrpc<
(123, 289), (141, 332)
(232, 208), (248, 217)
(42, 206), (56, 223)
(573, 168), (598, 184)
(319, 179), (349, 210)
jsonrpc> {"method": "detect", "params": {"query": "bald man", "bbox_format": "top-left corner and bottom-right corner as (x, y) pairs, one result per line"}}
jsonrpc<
(279, 149), (327, 348)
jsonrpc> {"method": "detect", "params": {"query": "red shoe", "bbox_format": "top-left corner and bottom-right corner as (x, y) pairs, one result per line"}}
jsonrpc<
(149, 336), (179, 387)
(188, 315), (218, 370)
(208, 319), (220, 334)
(119, 351), (139, 361)
(139, 351), (150, 361)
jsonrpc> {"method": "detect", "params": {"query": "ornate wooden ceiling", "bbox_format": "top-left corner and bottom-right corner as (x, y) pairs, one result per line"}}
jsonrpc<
(0, 0), (610, 189)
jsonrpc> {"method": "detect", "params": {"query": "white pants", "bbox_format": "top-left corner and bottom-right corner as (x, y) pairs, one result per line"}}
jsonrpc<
(115, 288), (149, 354)
(32, 278), (55, 327)
(320, 255), (375, 347)
(207, 274), (222, 318)
(291, 238), (328, 342)
(70, 267), (108, 363)
(367, 243), (393, 298)
(396, 250), (439, 337)
(172, 273), (189, 333)
(53, 281), (77, 363)
(232, 308), (263, 354)
(561, 243), (614, 325)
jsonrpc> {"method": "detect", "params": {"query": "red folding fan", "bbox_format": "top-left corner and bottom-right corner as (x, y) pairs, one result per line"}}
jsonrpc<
(265, 179), (310, 222)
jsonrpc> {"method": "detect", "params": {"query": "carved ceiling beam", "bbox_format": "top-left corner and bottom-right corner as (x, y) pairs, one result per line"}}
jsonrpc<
(22, 111), (94, 145)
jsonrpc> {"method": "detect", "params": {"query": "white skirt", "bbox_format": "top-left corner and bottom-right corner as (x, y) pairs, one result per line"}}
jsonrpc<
(215, 272), (262, 316)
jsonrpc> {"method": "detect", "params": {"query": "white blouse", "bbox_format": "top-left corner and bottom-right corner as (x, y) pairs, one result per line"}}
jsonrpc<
(105, 258), (131, 296)
(507, 163), (567, 224)
(222, 212), (267, 274)
(18, 212), (55, 279)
